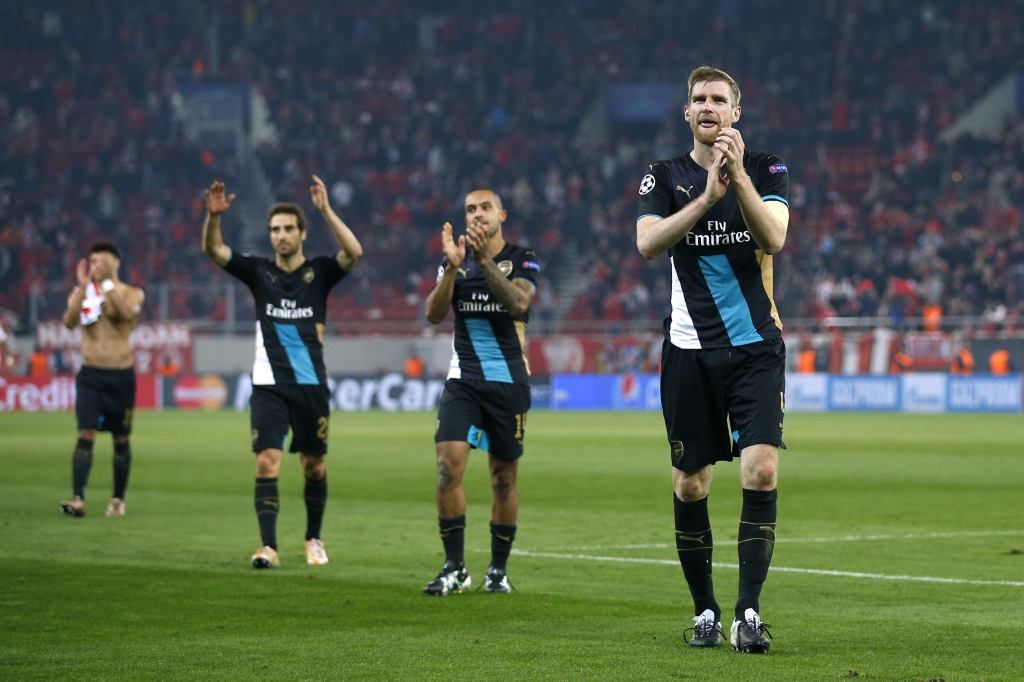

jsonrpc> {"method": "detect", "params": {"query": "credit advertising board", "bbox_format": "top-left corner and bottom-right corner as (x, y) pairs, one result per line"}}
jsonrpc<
(0, 375), (162, 411)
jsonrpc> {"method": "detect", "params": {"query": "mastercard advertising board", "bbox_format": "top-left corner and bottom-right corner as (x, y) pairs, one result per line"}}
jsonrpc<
(170, 374), (229, 411)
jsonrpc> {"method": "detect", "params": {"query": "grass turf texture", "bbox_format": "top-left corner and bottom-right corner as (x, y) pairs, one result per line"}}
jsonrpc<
(1, 411), (1023, 681)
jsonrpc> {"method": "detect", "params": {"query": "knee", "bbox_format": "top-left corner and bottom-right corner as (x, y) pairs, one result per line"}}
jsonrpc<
(491, 469), (516, 499)
(255, 451), (279, 478)
(78, 430), (96, 442)
(436, 459), (461, 491)
(113, 436), (129, 447)
(303, 457), (325, 481)
(746, 460), (777, 490)
(674, 476), (710, 502)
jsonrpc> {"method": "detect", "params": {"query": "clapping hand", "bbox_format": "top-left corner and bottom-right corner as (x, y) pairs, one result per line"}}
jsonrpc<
(714, 128), (746, 178)
(441, 222), (466, 270)
(465, 223), (492, 263)
(76, 259), (90, 288)
(704, 153), (730, 204)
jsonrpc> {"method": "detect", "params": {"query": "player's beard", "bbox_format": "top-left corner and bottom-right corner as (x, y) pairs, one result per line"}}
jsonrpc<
(691, 118), (724, 146)
(275, 240), (300, 257)
(470, 220), (499, 241)
(90, 265), (113, 281)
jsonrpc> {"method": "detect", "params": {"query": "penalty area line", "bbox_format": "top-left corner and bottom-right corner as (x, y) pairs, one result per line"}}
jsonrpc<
(508, 550), (1024, 587)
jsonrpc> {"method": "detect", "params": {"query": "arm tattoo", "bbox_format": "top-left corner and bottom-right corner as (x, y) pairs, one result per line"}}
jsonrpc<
(479, 261), (531, 314)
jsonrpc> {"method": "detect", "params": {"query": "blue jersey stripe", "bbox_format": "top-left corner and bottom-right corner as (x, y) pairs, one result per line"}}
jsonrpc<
(637, 213), (664, 221)
(273, 322), (320, 384)
(697, 255), (764, 346)
(762, 195), (789, 205)
(464, 318), (514, 383)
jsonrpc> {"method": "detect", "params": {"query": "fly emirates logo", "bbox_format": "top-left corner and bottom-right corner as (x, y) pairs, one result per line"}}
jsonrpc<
(266, 298), (313, 319)
(685, 220), (752, 247)
(457, 291), (507, 313)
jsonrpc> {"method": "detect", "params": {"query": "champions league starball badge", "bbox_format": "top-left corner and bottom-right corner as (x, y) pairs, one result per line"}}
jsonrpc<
(639, 174), (656, 195)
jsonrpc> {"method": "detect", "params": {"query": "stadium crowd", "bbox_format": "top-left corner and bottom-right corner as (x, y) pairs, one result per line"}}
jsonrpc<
(1, 0), (1023, 333)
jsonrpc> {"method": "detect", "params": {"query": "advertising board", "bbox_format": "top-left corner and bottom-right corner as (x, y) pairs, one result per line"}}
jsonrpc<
(548, 373), (1021, 413)
(0, 375), (162, 411)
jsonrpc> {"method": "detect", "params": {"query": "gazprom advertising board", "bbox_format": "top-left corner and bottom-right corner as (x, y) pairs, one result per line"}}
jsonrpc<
(550, 373), (1022, 413)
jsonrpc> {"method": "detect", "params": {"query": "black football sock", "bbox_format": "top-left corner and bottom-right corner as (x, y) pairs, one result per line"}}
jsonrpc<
(304, 473), (328, 541)
(254, 477), (280, 550)
(72, 438), (94, 499)
(438, 515), (466, 567)
(113, 441), (132, 499)
(674, 494), (720, 621)
(736, 488), (778, 620)
(489, 522), (517, 572)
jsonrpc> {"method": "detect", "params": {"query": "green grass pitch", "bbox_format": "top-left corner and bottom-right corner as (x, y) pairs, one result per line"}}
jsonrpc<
(1, 410), (1023, 681)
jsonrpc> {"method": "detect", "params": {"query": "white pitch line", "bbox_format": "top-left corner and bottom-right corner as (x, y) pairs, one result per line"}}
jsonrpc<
(509, 550), (1024, 587)
(541, 529), (1024, 552)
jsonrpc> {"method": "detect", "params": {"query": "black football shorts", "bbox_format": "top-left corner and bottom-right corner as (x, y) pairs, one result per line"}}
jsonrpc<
(76, 366), (136, 436)
(660, 338), (786, 471)
(435, 379), (531, 461)
(250, 384), (331, 455)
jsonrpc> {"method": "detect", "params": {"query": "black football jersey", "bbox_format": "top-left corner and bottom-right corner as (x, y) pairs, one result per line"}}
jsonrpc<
(637, 149), (789, 349)
(440, 242), (540, 385)
(223, 253), (347, 385)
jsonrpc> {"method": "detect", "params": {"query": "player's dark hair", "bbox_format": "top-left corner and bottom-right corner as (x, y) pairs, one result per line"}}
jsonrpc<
(687, 66), (741, 107)
(89, 242), (121, 259)
(267, 202), (307, 232)
(465, 189), (503, 211)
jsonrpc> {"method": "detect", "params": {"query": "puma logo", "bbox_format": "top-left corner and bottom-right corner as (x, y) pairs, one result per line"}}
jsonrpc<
(676, 531), (706, 545)
(676, 185), (694, 198)
(458, 267), (470, 277)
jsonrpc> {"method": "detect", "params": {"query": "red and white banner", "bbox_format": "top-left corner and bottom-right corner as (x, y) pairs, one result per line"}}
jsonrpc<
(902, 331), (956, 370)
(526, 334), (662, 375)
(0, 375), (162, 411)
(35, 322), (193, 375)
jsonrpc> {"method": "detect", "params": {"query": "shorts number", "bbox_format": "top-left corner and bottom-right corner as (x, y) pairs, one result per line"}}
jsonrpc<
(317, 417), (329, 441)
(122, 409), (134, 429)
(513, 413), (525, 440)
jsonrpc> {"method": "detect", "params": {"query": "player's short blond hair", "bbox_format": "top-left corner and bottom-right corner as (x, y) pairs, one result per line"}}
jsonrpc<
(687, 66), (741, 107)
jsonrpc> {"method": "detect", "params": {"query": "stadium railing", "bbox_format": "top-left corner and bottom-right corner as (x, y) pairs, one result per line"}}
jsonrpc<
(17, 281), (1022, 338)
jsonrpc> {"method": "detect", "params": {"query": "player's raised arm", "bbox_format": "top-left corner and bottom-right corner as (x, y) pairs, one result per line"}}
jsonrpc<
(466, 223), (536, 316)
(62, 259), (90, 329)
(425, 222), (465, 324)
(202, 180), (235, 267)
(637, 154), (729, 260)
(714, 128), (788, 254)
(310, 175), (363, 272)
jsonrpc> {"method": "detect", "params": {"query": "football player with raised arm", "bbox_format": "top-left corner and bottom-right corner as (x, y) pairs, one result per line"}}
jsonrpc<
(202, 176), (362, 569)
(422, 190), (541, 595)
(636, 66), (790, 653)
(60, 243), (145, 518)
